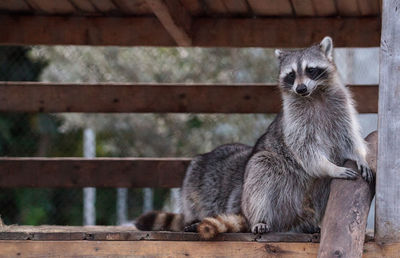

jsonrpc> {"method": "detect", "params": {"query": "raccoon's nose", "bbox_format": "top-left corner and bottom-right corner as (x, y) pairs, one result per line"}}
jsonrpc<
(296, 84), (308, 94)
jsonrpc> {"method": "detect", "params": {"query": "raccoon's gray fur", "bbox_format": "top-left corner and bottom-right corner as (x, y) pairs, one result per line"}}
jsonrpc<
(136, 37), (372, 237)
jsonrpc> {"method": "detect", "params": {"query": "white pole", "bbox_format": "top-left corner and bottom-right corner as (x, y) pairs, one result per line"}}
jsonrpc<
(117, 188), (128, 225)
(83, 128), (96, 226)
(170, 188), (181, 213)
(143, 188), (153, 213)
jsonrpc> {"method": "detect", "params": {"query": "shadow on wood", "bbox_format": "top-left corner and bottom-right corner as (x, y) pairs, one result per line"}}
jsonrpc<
(318, 131), (377, 257)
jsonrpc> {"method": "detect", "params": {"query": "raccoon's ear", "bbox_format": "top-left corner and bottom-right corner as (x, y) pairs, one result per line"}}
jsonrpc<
(275, 49), (286, 60)
(320, 36), (333, 61)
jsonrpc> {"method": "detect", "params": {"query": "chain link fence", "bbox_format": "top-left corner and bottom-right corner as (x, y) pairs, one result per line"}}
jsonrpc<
(0, 45), (379, 226)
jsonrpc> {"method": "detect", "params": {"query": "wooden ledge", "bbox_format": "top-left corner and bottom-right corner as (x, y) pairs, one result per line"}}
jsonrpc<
(0, 240), (398, 257)
(0, 226), (319, 242)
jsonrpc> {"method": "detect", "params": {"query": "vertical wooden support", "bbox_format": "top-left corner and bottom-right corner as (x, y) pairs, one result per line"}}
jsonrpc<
(318, 131), (377, 257)
(376, 0), (400, 243)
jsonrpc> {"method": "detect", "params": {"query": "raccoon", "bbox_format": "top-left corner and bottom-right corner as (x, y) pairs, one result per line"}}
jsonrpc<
(136, 37), (372, 238)
(136, 143), (252, 232)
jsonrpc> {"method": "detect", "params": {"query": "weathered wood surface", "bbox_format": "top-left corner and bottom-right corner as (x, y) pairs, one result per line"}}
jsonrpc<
(0, 15), (381, 47)
(0, 226), (319, 242)
(0, 158), (190, 188)
(376, 0), (400, 243)
(318, 131), (377, 257)
(0, 82), (378, 113)
(145, 0), (192, 46)
(0, 240), (399, 257)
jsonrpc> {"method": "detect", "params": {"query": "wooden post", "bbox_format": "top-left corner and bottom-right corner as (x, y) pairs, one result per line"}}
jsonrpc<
(376, 0), (400, 243)
(318, 131), (377, 257)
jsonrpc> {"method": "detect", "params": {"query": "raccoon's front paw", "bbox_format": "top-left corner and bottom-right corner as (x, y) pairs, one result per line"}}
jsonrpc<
(251, 223), (270, 234)
(356, 160), (373, 184)
(336, 167), (358, 180)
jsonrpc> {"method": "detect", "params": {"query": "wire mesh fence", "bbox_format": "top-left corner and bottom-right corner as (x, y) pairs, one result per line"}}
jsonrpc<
(0, 45), (379, 226)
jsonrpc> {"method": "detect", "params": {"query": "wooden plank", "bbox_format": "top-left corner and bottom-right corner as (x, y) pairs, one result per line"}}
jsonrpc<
(222, 0), (249, 15)
(291, 0), (315, 16)
(180, 0), (204, 16)
(247, 0), (293, 16)
(376, 0), (400, 243)
(25, 0), (76, 14)
(113, 0), (151, 15)
(0, 157), (190, 188)
(0, 0), (31, 12)
(0, 241), (399, 257)
(318, 131), (377, 257)
(357, 0), (380, 15)
(311, 0), (336, 16)
(292, 0), (315, 16)
(0, 83), (377, 113)
(0, 15), (175, 46)
(69, 0), (97, 13)
(336, 0), (360, 16)
(0, 15), (380, 47)
(0, 226), (319, 242)
(146, 0), (192, 46)
(89, 0), (118, 14)
(193, 17), (381, 47)
(204, 0), (227, 14)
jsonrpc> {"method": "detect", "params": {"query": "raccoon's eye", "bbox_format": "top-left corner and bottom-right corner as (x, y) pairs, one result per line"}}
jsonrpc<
(306, 67), (325, 80)
(283, 71), (296, 86)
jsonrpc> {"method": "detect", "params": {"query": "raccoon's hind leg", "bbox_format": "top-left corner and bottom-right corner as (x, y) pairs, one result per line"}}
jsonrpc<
(183, 220), (200, 232)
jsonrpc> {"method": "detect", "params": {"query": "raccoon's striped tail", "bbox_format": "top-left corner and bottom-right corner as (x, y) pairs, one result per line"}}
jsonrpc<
(198, 214), (248, 240)
(135, 211), (184, 231)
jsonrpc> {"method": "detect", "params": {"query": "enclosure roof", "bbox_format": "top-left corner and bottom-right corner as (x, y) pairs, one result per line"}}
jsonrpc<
(0, 0), (381, 47)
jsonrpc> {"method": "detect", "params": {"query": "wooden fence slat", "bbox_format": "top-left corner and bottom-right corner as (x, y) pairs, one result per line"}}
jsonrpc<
(376, 0), (400, 243)
(0, 15), (380, 47)
(0, 240), (399, 257)
(0, 158), (190, 188)
(0, 82), (378, 113)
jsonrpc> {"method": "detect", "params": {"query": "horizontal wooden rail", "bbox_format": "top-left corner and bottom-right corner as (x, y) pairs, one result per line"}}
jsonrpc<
(0, 240), (398, 257)
(0, 82), (378, 113)
(0, 15), (380, 47)
(0, 226), (319, 242)
(0, 158), (190, 188)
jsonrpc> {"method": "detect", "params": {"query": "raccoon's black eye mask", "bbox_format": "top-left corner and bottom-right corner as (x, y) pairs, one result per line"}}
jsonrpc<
(283, 71), (296, 86)
(306, 67), (327, 80)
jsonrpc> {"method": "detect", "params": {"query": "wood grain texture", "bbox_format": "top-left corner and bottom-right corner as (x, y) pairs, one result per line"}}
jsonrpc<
(146, 0), (192, 46)
(25, 0), (76, 14)
(0, 226), (319, 242)
(376, 0), (400, 243)
(336, 0), (360, 16)
(0, 15), (175, 46)
(291, 0), (315, 16)
(180, 0), (204, 16)
(247, 0), (293, 16)
(0, 15), (380, 47)
(0, 82), (377, 113)
(0, 158), (190, 188)
(89, 0), (118, 13)
(311, 0), (336, 16)
(0, 240), (399, 257)
(113, 0), (151, 15)
(69, 0), (97, 13)
(193, 17), (381, 47)
(0, 0), (31, 12)
(318, 131), (377, 257)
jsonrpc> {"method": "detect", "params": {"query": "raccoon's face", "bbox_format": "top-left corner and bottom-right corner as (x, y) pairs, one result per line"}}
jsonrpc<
(276, 37), (335, 97)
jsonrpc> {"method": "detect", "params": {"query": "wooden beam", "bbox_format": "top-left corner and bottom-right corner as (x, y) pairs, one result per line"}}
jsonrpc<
(0, 82), (378, 113)
(0, 15), (380, 47)
(145, 0), (192, 46)
(376, 0), (400, 243)
(318, 131), (377, 257)
(0, 158), (190, 188)
(0, 226), (319, 242)
(193, 17), (381, 47)
(0, 240), (399, 257)
(0, 15), (176, 46)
